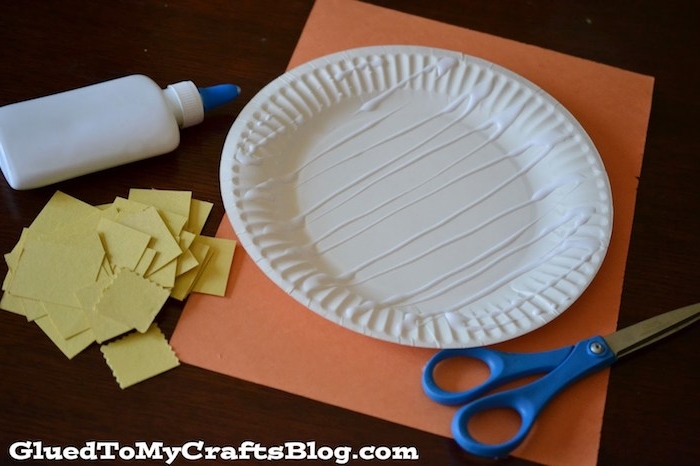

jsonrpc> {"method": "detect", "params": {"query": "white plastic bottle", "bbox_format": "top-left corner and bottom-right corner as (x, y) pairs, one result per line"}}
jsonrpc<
(0, 75), (240, 190)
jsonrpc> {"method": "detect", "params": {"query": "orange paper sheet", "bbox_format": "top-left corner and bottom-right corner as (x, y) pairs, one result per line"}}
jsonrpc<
(171, 0), (654, 464)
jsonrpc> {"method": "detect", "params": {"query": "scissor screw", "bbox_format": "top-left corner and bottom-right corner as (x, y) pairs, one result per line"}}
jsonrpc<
(589, 342), (605, 354)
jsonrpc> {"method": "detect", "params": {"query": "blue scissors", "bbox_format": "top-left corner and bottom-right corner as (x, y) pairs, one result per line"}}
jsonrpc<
(422, 303), (700, 458)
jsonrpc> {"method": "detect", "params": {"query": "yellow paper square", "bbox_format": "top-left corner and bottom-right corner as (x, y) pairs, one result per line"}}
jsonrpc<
(3, 229), (28, 279)
(43, 301), (90, 339)
(96, 217), (152, 271)
(95, 269), (170, 333)
(116, 207), (182, 274)
(98, 259), (114, 280)
(134, 248), (157, 276)
(52, 208), (117, 239)
(0, 292), (26, 316)
(29, 191), (99, 234)
(35, 315), (95, 359)
(187, 199), (214, 235)
(158, 210), (188, 238)
(18, 297), (47, 321)
(179, 230), (197, 251)
(191, 236), (236, 297)
(176, 230), (199, 277)
(87, 308), (133, 344)
(2, 269), (13, 292)
(74, 278), (109, 311)
(145, 258), (177, 289)
(176, 249), (199, 277)
(9, 235), (104, 307)
(170, 241), (211, 301)
(111, 196), (148, 213)
(75, 279), (132, 343)
(128, 188), (192, 219)
(100, 324), (180, 389)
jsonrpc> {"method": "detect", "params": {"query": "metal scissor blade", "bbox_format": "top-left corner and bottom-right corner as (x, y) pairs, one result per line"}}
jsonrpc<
(604, 303), (700, 359)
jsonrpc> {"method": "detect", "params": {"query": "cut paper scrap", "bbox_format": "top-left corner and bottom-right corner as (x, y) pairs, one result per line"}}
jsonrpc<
(76, 278), (132, 344)
(187, 199), (214, 235)
(176, 231), (200, 277)
(8, 232), (104, 308)
(96, 217), (151, 272)
(35, 315), (95, 360)
(170, 240), (212, 301)
(128, 188), (193, 219)
(100, 323), (180, 389)
(0, 292), (24, 316)
(116, 206), (182, 274)
(189, 236), (236, 297)
(15, 297), (47, 322)
(29, 190), (99, 234)
(1, 189), (236, 387)
(95, 268), (170, 333)
(170, 0), (654, 465)
(43, 301), (90, 340)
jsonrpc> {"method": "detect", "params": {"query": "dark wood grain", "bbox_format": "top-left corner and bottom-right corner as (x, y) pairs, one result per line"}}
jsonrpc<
(1, 1), (698, 464)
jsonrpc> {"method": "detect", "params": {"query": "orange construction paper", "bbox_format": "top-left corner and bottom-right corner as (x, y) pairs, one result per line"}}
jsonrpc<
(170, 0), (653, 464)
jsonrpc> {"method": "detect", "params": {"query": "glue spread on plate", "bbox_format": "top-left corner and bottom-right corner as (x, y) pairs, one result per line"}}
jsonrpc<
(220, 45), (612, 348)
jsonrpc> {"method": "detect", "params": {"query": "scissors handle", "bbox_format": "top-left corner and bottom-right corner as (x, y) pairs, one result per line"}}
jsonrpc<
(451, 336), (616, 458)
(423, 344), (573, 406)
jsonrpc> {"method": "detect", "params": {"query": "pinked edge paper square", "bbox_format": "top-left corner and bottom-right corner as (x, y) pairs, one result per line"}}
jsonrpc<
(100, 323), (180, 389)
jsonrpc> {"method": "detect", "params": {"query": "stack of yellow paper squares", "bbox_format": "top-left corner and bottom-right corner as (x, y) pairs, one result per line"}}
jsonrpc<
(0, 189), (236, 388)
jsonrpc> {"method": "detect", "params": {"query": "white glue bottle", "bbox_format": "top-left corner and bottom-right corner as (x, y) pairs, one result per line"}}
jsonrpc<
(0, 75), (240, 190)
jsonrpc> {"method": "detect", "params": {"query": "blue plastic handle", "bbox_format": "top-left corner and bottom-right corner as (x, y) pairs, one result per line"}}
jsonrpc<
(422, 344), (574, 406)
(449, 336), (617, 458)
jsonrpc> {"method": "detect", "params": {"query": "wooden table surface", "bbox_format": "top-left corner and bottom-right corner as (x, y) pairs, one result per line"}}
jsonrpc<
(1, 1), (698, 464)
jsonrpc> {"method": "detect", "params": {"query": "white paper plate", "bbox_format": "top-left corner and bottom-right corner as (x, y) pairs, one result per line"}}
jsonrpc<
(220, 45), (612, 348)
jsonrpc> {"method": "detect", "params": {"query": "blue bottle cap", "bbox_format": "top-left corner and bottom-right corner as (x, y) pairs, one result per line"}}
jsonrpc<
(198, 84), (241, 112)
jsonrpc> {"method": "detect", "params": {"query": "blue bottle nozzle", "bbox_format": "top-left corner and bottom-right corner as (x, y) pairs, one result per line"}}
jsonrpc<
(198, 84), (241, 112)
